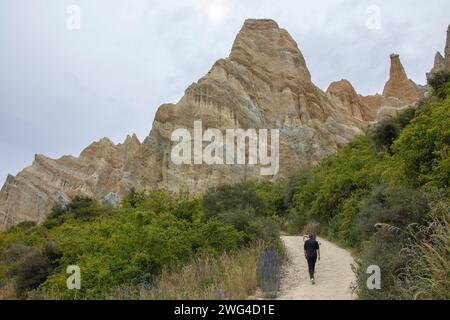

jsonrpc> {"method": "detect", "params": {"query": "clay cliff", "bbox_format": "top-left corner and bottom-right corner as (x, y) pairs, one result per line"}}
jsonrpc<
(0, 19), (423, 231)
(444, 24), (450, 71)
(382, 53), (419, 104)
(326, 79), (377, 122)
(326, 52), (421, 124)
(427, 24), (450, 83)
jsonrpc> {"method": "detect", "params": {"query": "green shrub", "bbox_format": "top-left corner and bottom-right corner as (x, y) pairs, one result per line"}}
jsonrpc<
(42, 241), (62, 265)
(247, 217), (281, 243)
(396, 107), (416, 129)
(203, 182), (272, 219)
(371, 119), (400, 151)
(49, 203), (67, 219)
(0, 188), (261, 299)
(290, 136), (382, 240)
(15, 221), (37, 230)
(284, 208), (307, 235)
(428, 70), (450, 93)
(14, 250), (52, 296)
(392, 94), (450, 189)
(354, 186), (429, 241)
(68, 196), (98, 221)
(1, 243), (31, 265)
(218, 209), (256, 231)
(354, 229), (407, 299)
(289, 80), (449, 299)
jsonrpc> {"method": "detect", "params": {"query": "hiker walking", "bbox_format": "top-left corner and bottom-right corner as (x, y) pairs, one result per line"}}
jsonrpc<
(304, 233), (320, 284)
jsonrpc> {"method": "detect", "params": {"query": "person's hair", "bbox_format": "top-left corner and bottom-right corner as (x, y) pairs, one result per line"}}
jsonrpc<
(309, 233), (316, 240)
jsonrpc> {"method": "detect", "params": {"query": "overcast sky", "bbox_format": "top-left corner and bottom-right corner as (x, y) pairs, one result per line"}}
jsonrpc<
(0, 0), (449, 185)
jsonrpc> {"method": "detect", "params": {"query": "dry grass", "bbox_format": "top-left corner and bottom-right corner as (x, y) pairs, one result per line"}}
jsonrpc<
(0, 282), (17, 300)
(109, 243), (266, 300)
(398, 204), (450, 300)
(302, 221), (320, 237)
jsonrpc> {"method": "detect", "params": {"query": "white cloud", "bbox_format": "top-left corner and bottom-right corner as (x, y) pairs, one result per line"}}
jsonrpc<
(0, 0), (449, 185)
(190, 0), (230, 22)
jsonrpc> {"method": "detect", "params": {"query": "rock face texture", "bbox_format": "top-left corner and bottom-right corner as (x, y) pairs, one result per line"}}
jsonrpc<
(0, 19), (422, 231)
(427, 24), (450, 83)
(0, 135), (141, 228)
(432, 52), (445, 72)
(326, 54), (423, 125)
(383, 53), (419, 104)
(445, 24), (450, 70)
(327, 75), (419, 124)
(326, 79), (377, 122)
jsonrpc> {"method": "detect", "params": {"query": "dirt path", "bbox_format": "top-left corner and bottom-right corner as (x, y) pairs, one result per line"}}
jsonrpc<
(277, 236), (356, 300)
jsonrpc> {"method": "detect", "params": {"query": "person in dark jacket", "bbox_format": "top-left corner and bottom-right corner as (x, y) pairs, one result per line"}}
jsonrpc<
(304, 233), (320, 284)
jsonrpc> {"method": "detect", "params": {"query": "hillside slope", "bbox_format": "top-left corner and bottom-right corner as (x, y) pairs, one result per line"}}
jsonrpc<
(286, 79), (449, 299)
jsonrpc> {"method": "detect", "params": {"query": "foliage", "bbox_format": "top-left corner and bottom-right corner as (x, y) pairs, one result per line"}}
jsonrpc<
(202, 181), (284, 244)
(428, 70), (450, 93)
(287, 80), (450, 299)
(391, 96), (450, 189)
(371, 119), (400, 151)
(0, 191), (248, 299)
(353, 186), (429, 241)
(108, 243), (267, 300)
(13, 249), (53, 297)
(1, 81), (448, 300)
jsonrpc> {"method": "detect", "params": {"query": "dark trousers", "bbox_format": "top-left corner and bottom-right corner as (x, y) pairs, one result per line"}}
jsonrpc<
(307, 256), (317, 279)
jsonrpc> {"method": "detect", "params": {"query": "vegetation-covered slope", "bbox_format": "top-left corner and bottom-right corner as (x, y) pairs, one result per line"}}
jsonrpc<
(0, 185), (284, 299)
(286, 80), (450, 299)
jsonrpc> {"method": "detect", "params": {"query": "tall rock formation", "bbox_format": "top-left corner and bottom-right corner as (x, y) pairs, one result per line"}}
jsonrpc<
(328, 53), (421, 123)
(383, 53), (419, 104)
(326, 79), (378, 122)
(427, 24), (450, 83)
(445, 24), (450, 70)
(0, 135), (141, 229)
(0, 19), (421, 231)
(432, 52), (445, 72)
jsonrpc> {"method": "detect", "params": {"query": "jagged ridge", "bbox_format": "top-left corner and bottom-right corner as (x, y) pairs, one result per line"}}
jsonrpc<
(1, 19), (438, 231)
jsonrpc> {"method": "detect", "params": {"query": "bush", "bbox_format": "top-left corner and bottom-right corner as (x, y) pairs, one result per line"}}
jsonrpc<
(15, 221), (37, 230)
(42, 241), (62, 265)
(396, 107), (416, 129)
(247, 217), (281, 243)
(49, 204), (67, 219)
(284, 208), (308, 235)
(14, 250), (52, 296)
(218, 209), (256, 232)
(1, 243), (31, 265)
(203, 182), (270, 219)
(428, 70), (450, 93)
(288, 80), (449, 299)
(354, 229), (406, 299)
(69, 196), (98, 221)
(392, 94), (450, 189)
(203, 182), (283, 244)
(290, 136), (381, 241)
(354, 186), (429, 241)
(0, 189), (259, 299)
(371, 119), (400, 151)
